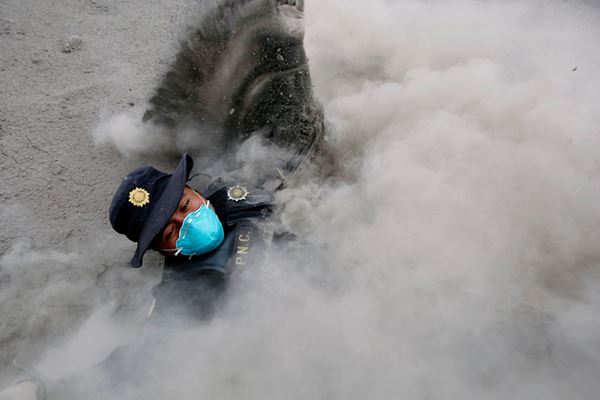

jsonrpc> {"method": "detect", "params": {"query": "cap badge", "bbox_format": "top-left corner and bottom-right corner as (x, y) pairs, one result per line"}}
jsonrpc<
(227, 185), (249, 202)
(129, 187), (150, 207)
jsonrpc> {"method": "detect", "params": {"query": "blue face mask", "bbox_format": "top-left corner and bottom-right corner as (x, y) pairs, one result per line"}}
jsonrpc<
(164, 196), (225, 257)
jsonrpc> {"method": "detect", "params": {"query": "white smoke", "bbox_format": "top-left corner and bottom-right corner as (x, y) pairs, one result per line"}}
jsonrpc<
(154, 0), (599, 398)
(3, 0), (600, 398)
(0, 237), (159, 386)
(93, 112), (158, 158)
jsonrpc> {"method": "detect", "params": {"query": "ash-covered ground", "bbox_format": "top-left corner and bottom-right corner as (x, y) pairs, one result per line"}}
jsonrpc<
(2, 0), (600, 399)
(0, 0), (192, 384)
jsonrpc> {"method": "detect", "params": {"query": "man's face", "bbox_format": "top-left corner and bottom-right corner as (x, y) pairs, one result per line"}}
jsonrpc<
(152, 186), (208, 254)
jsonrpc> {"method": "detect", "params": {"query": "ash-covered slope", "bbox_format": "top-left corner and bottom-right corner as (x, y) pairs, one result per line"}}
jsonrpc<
(0, 0), (193, 385)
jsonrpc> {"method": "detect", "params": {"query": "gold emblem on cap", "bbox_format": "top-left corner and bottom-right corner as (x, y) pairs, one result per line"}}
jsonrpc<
(129, 187), (150, 207)
(227, 185), (249, 202)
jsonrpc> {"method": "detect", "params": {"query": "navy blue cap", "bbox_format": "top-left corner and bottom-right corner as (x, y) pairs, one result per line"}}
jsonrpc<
(109, 154), (193, 268)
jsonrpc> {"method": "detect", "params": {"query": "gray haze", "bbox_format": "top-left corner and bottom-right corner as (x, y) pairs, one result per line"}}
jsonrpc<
(2, 0), (600, 399)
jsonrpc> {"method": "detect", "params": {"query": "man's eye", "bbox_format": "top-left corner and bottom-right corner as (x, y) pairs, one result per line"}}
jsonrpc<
(166, 227), (174, 239)
(181, 199), (189, 212)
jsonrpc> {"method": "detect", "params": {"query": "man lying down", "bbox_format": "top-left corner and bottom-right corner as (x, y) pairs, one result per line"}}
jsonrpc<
(1, 153), (285, 399)
(111, 153), (275, 321)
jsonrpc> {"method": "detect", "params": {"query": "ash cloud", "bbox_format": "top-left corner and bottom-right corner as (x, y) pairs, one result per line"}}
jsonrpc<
(147, 0), (600, 397)
(0, 237), (159, 387)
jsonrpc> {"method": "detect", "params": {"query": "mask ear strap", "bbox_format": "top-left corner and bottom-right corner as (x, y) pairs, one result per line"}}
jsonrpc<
(192, 189), (209, 209)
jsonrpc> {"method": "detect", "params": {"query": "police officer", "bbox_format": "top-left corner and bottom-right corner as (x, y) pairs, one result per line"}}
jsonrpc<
(109, 153), (274, 320)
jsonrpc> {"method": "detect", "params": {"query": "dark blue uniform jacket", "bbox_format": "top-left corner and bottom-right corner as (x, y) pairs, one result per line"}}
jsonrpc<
(149, 176), (274, 321)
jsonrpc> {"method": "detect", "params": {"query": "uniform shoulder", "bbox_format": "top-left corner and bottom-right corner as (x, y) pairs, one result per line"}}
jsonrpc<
(204, 175), (274, 203)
